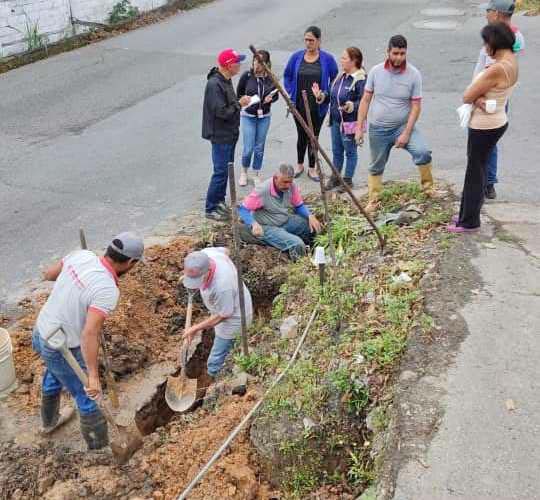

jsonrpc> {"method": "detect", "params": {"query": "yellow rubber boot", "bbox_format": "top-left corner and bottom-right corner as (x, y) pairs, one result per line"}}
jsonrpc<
(366, 174), (383, 213)
(418, 163), (434, 195)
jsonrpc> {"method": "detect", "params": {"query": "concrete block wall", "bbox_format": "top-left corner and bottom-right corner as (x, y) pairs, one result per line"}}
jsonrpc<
(0, 0), (168, 57)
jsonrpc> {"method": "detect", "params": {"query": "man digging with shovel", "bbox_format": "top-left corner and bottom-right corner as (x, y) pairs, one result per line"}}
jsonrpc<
(182, 248), (253, 393)
(32, 232), (144, 450)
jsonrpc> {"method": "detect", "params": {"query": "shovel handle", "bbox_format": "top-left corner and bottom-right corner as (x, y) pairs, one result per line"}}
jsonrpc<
(59, 345), (120, 431)
(181, 294), (194, 365)
(185, 293), (193, 330)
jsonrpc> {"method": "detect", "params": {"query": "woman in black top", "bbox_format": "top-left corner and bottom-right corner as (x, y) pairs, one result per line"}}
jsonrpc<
(236, 50), (278, 186)
(284, 26), (338, 181)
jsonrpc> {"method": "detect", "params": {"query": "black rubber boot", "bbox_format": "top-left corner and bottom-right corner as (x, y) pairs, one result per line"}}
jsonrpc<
(41, 393), (60, 429)
(80, 411), (109, 450)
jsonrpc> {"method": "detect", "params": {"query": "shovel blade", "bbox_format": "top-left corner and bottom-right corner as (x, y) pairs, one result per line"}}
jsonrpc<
(165, 376), (198, 412)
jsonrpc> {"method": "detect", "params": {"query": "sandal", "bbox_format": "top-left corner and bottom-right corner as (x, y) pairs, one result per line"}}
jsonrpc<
(294, 166), (305, 178)
(446, 223), (480, 234)
(307, 169), (320, 183)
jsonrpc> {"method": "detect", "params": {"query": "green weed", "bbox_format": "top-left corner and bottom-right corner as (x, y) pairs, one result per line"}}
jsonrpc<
(233, 351), (279, 377)
(360, 328), (406, 367)
(347, 451), (375, 487)
(330, 368), (370, 415)
(108, 0), (139, 24)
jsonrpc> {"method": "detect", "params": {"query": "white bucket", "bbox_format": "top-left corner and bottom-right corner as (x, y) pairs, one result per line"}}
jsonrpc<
(0, 328), (18, 399)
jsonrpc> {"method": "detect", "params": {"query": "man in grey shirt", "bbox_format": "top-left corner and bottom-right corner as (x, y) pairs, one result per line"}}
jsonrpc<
(356, 35), (433, 211)
(473, 0), (525, 199)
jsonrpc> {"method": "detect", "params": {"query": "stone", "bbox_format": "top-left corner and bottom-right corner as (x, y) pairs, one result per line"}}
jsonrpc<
(279, 315), (299, 339)
(38, 476), (55, 495)
(231, 372), (248, 396)
(16, 384), (30, 395)
(12, 489), (24, 500)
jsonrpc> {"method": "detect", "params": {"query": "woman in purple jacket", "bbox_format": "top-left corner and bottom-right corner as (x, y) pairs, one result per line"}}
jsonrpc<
(321, 47), (366, 191)
(284, 26), (338, 182)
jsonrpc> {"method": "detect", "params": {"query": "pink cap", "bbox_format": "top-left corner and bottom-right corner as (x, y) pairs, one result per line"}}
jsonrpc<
(217, 48), (246, 67)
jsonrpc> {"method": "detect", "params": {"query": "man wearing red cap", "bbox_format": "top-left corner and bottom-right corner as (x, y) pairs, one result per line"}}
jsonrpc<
(202, 49), (252, 221)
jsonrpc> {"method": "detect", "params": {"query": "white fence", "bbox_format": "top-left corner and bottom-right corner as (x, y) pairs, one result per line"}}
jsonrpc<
(0, 0), (169, 56)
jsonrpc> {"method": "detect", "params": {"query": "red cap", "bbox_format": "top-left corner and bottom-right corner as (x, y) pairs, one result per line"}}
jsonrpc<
(217, 49), (246, 67)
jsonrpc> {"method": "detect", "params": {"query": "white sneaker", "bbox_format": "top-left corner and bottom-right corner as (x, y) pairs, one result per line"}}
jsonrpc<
(253, 172), (261, 186)
(239, 170), (248, 187)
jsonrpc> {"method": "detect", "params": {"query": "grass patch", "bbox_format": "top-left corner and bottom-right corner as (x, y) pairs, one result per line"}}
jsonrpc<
(248, 184), (453, 497)
(516, 0), (540, 13)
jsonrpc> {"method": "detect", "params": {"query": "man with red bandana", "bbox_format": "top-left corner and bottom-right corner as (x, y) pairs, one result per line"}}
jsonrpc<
(355, 34), (434, 212)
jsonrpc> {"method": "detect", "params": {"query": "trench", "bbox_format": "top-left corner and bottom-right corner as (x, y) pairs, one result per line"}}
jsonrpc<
(132, 329), (215, 436)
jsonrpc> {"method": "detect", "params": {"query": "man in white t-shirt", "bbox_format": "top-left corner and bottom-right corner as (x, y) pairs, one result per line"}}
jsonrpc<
(182, 247), (253, 385)
(32, 232), (143, 450)
(473, 0), (525, 199)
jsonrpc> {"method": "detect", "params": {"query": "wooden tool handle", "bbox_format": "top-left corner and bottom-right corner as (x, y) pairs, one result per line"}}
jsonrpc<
(59, 345), (120, 430)
(185, 294), (193, 330)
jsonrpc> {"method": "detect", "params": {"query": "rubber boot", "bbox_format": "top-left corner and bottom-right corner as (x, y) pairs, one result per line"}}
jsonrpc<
(40, 393), (60, 431)
(80, 410), (109, 450)
(418, 163), (434, 195)
(366, 174), (383, 213)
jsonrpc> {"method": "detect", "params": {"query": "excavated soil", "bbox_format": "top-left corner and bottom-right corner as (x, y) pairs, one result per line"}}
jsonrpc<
(1, 234), (287, 499)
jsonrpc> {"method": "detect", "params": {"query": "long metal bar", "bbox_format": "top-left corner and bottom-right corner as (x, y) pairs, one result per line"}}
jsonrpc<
(227, 163), (249, 356)
(300, 89), (336, 266)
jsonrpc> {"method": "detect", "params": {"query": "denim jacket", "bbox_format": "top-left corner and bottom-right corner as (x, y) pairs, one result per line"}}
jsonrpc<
(328, 69), (366, 126)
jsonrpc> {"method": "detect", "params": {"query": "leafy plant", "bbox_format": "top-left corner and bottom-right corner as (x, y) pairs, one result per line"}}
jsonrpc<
(233, 351), (278, 377)
(24, 15), (48, 52)
(347, 451), (375, 486)
(108, 0), (140, 24)
(360, 328), (406, 367)
(330, 368), (370, 415)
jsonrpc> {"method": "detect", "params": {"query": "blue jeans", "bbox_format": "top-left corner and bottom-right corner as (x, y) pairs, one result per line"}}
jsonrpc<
(206, 142), (236, 214)
(368, 124), (432, 176)
(207, 335), (235, 377)
(331, 121), (358, 179)
(260, 214), (312, 259)
(241, 115), (271, 171)
(32, 329), (97, 416)
(487, 144), (498, 185)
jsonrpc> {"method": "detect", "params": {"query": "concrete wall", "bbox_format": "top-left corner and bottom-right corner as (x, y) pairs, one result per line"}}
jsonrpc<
(0, 0), (168, 56)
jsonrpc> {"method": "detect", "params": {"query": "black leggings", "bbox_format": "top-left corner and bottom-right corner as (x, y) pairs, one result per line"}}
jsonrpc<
(458, 123), (508, 228)
(294, 105), (323, 169)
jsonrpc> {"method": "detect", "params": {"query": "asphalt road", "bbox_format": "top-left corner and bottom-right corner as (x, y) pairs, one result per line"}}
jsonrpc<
(1, 0), (538, 308)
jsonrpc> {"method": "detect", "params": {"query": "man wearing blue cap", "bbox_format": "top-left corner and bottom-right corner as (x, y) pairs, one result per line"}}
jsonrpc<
(474, 0), (525, 199)
(182, 247), (253, 383)
(32, 232), (144, 450)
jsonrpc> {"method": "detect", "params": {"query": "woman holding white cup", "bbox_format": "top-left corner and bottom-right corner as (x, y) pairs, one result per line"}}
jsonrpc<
(448, 22), (518, 233)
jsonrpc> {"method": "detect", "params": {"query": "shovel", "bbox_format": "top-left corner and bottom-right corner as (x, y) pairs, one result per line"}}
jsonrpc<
(79, 228), (119, 408)
(43, 328), (143, 464)
(165, 290), (200, 412)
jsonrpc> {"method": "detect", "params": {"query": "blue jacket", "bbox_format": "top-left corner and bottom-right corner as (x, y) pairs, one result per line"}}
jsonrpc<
(283, 49), (339, 118)
(328, 69), (366, 126)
